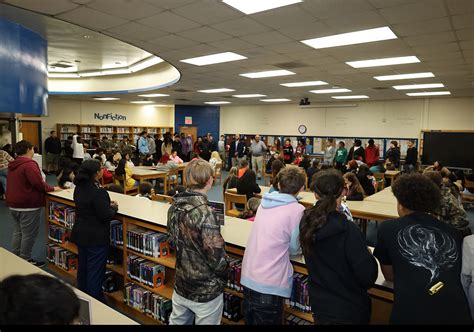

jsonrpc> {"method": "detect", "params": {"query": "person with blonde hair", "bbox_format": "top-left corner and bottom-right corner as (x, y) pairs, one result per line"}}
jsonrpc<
(209, 151), (222, 171)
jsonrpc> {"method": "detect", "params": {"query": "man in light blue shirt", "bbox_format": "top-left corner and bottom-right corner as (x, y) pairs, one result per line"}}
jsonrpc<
(138, 131), (149, 164)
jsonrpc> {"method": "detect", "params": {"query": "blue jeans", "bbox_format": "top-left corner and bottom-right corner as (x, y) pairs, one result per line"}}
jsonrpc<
(0, 168), (7, 192)
(77, 245), (109, 303)
(243, 287), (284, 325)
(169, 291), (224, 325)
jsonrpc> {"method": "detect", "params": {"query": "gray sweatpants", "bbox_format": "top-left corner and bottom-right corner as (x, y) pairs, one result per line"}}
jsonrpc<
(11, 209), (42, 260)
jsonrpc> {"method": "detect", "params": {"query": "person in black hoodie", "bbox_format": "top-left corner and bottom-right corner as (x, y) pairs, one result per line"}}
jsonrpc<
(357, 164), (375, 196)
(386, 140), (401, 169)
(347, 139), (365, 163)
(299, 169), (378, 324)
(404, 139), (417, 173)
(236, 160), (261, 205)
(71, 159), (118, 302)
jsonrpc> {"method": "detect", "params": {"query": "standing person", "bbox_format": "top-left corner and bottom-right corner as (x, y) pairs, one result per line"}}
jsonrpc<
(137, 131), (149, 164)
(6, 140), (61, 266)
(89, 134), (100, 149)
(236, 137), (247, 166)
(347, 139), (365, 163)
(64, 136), (74, 160)
(147, 134), (156, 161)
(209, 135), (218, 152)
(404, 139), (418, 173)
(180, 133), (190, 162)
(162, 133), (173, 157)
(45, 130), (62, 174)
(386, 141), (401, 169)
(300, 170), (378, 324)
(228, 134), (240, 170)
(193, 136), (203, 159)
(282, 139), (294, 164)
(364, 139), (380, 167)
(185, 134), (193, 161)
(72, 134), (84, 164)
(241, 166), (306, 325)
(154, 134), (163, 162)
(218, 135), (226, 169)
(172, 134), (183, 160)
(323, 138), (336, 166)
(111, 134), (120, 151)
(271, 138), (283, 155)
(0, 147), (14, 199)
(118, 137), (134, 160)
(250, 134), (267, 180)
(199, 137), (211, 161)
(296, 139), (306, 155)
(71, 159), (118, 302)
(335, 141), (348, 173)
(167, 160), (229, 325)
(99, 136), (111, 151)
(305, 138), (313, 155)
(373, 173), (471, 324)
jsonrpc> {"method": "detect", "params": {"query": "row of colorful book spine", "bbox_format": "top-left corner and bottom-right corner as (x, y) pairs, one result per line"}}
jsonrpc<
(123, 283), (172, 324)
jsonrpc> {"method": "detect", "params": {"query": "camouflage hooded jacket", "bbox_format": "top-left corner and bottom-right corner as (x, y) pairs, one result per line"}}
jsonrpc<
(437, 185), (469, 231)
(167, 190), (229, 302)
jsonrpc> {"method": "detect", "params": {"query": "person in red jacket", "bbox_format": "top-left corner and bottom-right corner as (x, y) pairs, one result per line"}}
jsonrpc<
(6, 140), (61, 267)
(364, 139), (380, 167)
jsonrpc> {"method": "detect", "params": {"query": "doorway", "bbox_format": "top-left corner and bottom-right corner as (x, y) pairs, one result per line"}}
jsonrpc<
(19, 120), (42, 153)
(179, 126), (197, 145)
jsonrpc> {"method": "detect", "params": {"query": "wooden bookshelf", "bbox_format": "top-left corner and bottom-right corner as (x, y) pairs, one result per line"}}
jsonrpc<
(104, 291), (163, 325)
(125, 277), (174, 299)
(125, 249), (176, 269)
(284, 305), (314, 323)
(48, 218), (72, 230)
(225, 288), (243, 299)
(107, 264), (124, 276)
(222, 317), (245, 325)
(48, 262), (78, 279)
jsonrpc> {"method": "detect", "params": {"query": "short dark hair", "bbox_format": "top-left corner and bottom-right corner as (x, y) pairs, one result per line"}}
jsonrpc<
(139, 181), (153, 196)
(392, 173), (441, 213)
(0, 274), (79, 324)
(354, 139), (362, 146)
(14, 140), (33, 156)
(105, 183), (123, 193)
(409, 139), (415, 144)
(277, 165), (306, 195)
(112, 134), (117, 139)
(50, 130), (55, 135)
(368, 139), (374, 145)
(240, 159), (249, 168)
(74, 159), (101, 186)
(391, 140), (398, 147)
(338, 141), (345, 147)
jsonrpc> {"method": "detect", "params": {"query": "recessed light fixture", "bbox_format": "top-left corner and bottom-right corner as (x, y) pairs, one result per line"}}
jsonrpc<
(47, 73), (80, 78)
(232, 94), (267, 98)
(129, 57), (163, 72)
(204, 101), (231, 105)
(93, 97), (120, 101)
(240, 69), (295, 79)
(130, 101), (154, 104)
(346, 56), (420, 68)
(260, 98), (291, 102)
(406, 91), (451, 96)
(198, 88), (235, 93)
(393, 83), (444, 90)
(332, 95), (369, 99)
(280, 81), (328, 87)
(374, 72), (435, 81)
(310, 88), (351, 94)
(222, 0), (302, 14)
(302, 27), (397, 49)
(180, 52), (247, 66)
(138, 93), (170, 97)
(82, 35), (92, 39)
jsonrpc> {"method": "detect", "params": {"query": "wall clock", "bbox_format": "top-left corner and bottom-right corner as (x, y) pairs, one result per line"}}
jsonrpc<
(298, 124), (307, 134)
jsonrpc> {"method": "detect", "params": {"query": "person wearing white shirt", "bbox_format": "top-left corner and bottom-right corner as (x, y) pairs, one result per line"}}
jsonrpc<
(323, 139), (336, 166)
(218, 135), (226, 169)
(72, 134), (85, 163)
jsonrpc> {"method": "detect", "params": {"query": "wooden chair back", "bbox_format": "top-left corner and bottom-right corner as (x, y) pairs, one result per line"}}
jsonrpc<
(373, 172), (385, 193)
(151, 193), (174, 204)
(213, 162), (223, 185)
(166, 168), (179, 193)
(113, 174), (138, 195)
(224, 191), (248, 217)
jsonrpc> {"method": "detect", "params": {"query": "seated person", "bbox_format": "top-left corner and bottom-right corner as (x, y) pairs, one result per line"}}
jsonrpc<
(423, 171), (470, 236)
(269, 159), (285, 193)
(114, 159), (137, 190)
(374, 173), (471, 324)
(223, 167), (238, 197)
(236, 160), (261, 208)
(136, 181), (153, 200)
(306, 159), (320, 182)
(357, 165), (376, 196)
(238, 197), (261, 222)
(424, 160), (450, 174)
(142, 153), (155, 167)
(265, 151), (280, 174)
(343, 172), (365, 201)
(346, 159), (359, 174)
(104, 183), (123, 194)
(92, 148), (106, 165)
(170, 150), (184, 164)
(83, 145), (91, 161)
(299, 154), (311, 171)
(155, 154), (178, 193)
(370, 159), (386, 174)
(384, 159), (396, 171)
(94, 156), (113, 184)
(57, 161), (79, 189)
(104, 154), (117, 172)
(463, 168), (474, 195)
(0, 274), (80, 325)
(292, 152), (303, 166)
(123, 152), (134, 169)
(208, 151), (221, 170)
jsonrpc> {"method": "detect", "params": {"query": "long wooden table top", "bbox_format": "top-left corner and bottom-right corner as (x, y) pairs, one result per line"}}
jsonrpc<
(47, 189), (393, 292)
(0, 247), (137, 325)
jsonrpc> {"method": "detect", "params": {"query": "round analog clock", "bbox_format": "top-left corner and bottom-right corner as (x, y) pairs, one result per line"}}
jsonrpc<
(298, 125), (307, 134)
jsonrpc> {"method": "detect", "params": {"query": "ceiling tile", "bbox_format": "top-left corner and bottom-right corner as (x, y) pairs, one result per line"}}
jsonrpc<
(447, 0), (474, 15)
(172, 0), (243, 25)
(378, 0), (447, 24)
(452, 13), (474, 29)
(368, 0), (418, 9)
(148, 34), (199, 50)
(55, 6), (128, 30)
(413, 42), (460, 54)
(323, 10), (387, 33)
(104, 22), (167, 41)
(207, 38), (258, 51)
(301, 0), (375, 19)
(240, 31), (292, 47)
(137, 11), (201, 33)
(142, 0), (195, 10)
(460, 40), (474, 50)
(391, 17), (452, 37)
(265, 41), (313, 54)
(4, 0), (79, 15)
(86, 0), (163, 20)
(212, 17), (272, 37)
(403, 31), (457, 47)
(456, 28), (474, 40)
(177, 26), (231, 43)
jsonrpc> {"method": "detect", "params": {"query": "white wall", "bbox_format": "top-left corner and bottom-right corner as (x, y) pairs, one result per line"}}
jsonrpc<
(220, 97), (474, 139)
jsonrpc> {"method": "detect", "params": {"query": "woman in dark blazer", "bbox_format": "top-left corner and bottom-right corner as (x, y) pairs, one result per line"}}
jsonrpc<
(71, 159), (118, 302)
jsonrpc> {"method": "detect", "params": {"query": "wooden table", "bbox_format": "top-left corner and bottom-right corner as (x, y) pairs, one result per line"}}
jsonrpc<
(132, 167), (168, 190)
(177, 162), (188, 185)
(384, 170), (401, 184)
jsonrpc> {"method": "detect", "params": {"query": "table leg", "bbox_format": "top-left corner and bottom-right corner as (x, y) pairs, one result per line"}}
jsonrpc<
(163, 174), (168, 195)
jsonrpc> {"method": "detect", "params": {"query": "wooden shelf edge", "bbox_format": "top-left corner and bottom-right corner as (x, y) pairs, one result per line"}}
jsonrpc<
(284, 305), (314, 323)
(125, 277), (174, 299)
(104, 291), (164, 325)
(47, 262), (78, 279)
(225, 288), (243, 298)
(107, 264), (124, 276)
(222, 317), (245, 325)
(125, 248), (176, 269)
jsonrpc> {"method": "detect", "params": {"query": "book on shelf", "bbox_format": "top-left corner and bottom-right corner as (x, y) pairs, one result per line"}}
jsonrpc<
(110, 220), (123, 246)
(47, 243), (78, 271)
(49, 202), (76, 228)
(286, 314), (312, 325)
(223, 291), (243, 322)
(106, 246), (123, 266)
(126, 228), (169, 258)
(123, 283), (172, 324)
(127, 255), (166, 288)
(287, 273), (311, 313)
(227, 257), (243, 292)
(48, 225), (71, 244)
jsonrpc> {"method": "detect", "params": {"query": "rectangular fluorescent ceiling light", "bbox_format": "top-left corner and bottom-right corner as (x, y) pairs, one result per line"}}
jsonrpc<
(393, 83), (444, 90)
(232, 94), (267, 98)
(374, 72), (434, 81)
(129, 57), (163, 73)
(301, 27), (397, 49)
(198, 88), (235, 93)
(260, 98), (291, 102)
(137, 93), (169, 97)
(222, 0), (302, 14)
(93, 97), (120, 101)
(346, 56), (420, 68)
(180, 52), (246, 66)
(240, 69), (295, 78)
(280, 81), (328, 87)
(204, 101), (231, 105)
(332, 95), (369, 99)
(310, 88), (351, 94)
(406, 91), (451, 96)
(130, 101), (154, 104)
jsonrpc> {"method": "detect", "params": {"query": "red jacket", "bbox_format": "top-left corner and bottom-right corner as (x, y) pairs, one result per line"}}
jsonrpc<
(364, 145), (380, 167)
(6, 157), (54, 208)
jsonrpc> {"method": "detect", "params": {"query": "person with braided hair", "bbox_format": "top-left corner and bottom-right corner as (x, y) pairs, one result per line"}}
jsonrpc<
(299, 169), (378, 324)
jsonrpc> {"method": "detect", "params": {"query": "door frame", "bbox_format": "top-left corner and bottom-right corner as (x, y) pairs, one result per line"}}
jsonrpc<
(19, 119), (43, 154)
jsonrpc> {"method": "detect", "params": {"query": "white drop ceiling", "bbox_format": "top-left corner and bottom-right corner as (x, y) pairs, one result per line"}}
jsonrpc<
(0, 0), (473, 106)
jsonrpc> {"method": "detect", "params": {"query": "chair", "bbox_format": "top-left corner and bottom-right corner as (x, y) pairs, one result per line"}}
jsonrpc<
(213, 163), (223, 185)
(166, 168), (179, 194)
(373, 172), (385, 192)
(151, 193), (174, 204)
(113, 174), (139, 195)
(224, 191), (247, 217)
(263, 167), (273, 187)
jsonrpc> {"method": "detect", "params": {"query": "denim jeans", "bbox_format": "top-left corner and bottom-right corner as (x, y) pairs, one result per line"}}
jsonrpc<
(243, 287), (284, 325)
(169, 291), (223, 325)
